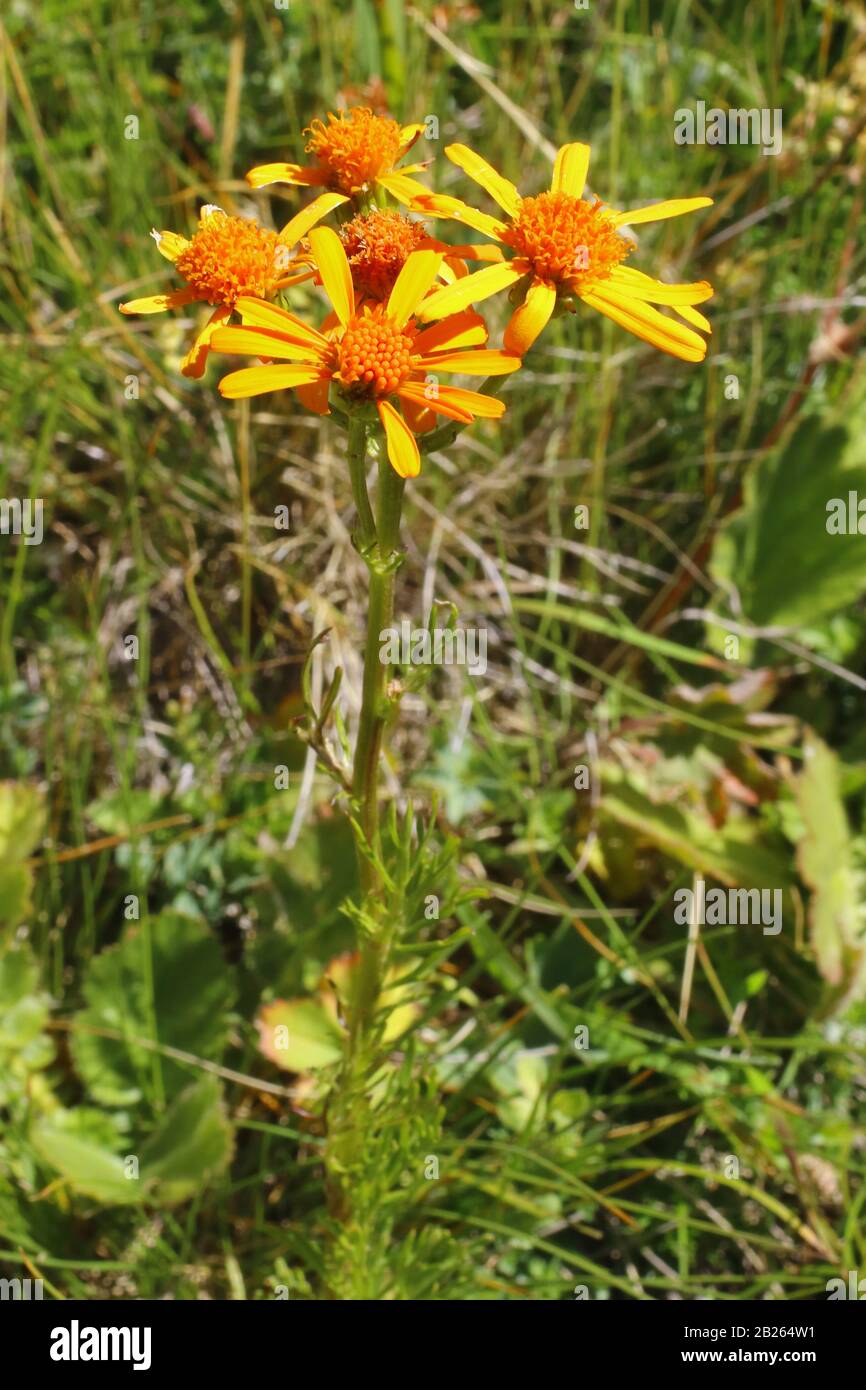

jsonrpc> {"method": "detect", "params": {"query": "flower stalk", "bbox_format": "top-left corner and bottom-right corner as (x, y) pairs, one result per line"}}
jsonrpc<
(323, 417), (404, 1284)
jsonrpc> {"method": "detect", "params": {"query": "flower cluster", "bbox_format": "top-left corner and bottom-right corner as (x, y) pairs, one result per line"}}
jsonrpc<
(120, 107), (714, 477)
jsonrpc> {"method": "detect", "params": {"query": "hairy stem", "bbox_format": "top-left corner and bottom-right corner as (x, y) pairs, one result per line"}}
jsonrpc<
(324, 425), (405, 1292)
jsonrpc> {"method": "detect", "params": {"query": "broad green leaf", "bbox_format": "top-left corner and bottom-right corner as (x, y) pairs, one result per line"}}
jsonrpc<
(71, 911), (235, 1107)
(139, 1079), (233, 1203)
(710, 398), (866, 631)
(795, 734), (866, 1013)
(257, 997), (343, 1071)
(31, 1084), (233, 1207)
(0, 944), (54, 1103)
(30, 1110), (140, 1206)
(0, 782), (44, 930)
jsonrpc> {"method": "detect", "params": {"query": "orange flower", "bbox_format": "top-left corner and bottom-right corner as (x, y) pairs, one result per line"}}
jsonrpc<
(209, 228), (520, 480)
(337, 208), (503, 303)
(245, 108), (433, 242)
(119, 205), (306, 377)
(413, 143), (714, 361)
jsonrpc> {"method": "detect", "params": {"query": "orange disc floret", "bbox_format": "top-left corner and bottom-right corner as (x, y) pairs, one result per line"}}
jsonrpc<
(174, 211), (282, 309)
(340, 210), (429, 301)
(337, 306), (417, 396)
(502, 191), (631, 290)
(305, 108), (404, 195)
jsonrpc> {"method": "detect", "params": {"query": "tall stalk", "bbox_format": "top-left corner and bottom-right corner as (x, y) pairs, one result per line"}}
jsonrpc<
(324, 415), (405, 1292)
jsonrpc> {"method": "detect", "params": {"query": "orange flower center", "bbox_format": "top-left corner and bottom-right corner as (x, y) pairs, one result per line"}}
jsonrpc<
(175, 212), (282, 308)
(337, 307), (417, 397)
(501, 191), (630, 289)
(305, 108), (403, 196)
(340, 210), (429, 301)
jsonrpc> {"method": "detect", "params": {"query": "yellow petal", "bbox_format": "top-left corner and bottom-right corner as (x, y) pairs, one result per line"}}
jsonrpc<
(377, 400), (420, 478)
(210, 325), (324, 362)
(151, 229), (189, 263)
(445, 144), (521, 216)
(609, 265), (714, 305)
(439, 257), (462, 285)
(218, 364), (328, 399)
(401, 383), (506, 421)
(414, 192), (507, 241)
(399, 124), (425, 156)
(580, 286), (707, 362)
(676, 303), (713, 333)
(378, 172), (437, 207)
(387, 249), (444, 327)
(234, 296), (330, 354)
(503, 281), (556, 355)
(279, 192), (350, 246)
(420, 348), (521, 376)
(245, 162), (327, 189)
(612, 196), (713, 228)
(273, 267), (317, 290)
(181, 303), (232, 379)
(436, 385), (506, 419)
(398, 382), (473, 424)
(308, 226), (355, 326)
(551, 143), (591, 198)
(119, 287), (198, 315)
(448, 242), (505, 263)
(414, 311), (488, 354)
(416, 262), (522, 322)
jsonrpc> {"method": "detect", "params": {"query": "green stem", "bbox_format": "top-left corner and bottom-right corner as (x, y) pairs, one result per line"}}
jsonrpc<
(324, 425), (405, 1280)
(352, 452), (404, 890)
(238, 398), (252, 695)
(346, 415), (377, 554)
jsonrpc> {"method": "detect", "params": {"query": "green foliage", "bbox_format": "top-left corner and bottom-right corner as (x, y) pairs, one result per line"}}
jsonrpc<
(71, 912), (236, 1107)
(258, 997), (343, 1072)
(31, 1079), (233, 1206)
(135, 1079), (234, 1203)
(2, 0), (865, 1302)
(0, 943), (54, 1106)
(0, 783), (44, 931)
(710, 396), (866, 636)
(796, 735), (866, 1014)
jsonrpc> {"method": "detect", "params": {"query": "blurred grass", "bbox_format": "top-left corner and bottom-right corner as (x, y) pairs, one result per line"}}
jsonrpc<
(2, 0), (866, 1298)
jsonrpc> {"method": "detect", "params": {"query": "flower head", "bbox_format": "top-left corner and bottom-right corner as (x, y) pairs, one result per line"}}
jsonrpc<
(413, 143), (714, 361)
(341, 210), (430, 301)
(209, 227), (521, 479)
(173, 210), (283, 307)
(500, 190), (631, 289)
(245, 107), (434, 245)
(337, 207), (504, 304)
(305, 109), (405, 195)
(119, 205), (305, 377)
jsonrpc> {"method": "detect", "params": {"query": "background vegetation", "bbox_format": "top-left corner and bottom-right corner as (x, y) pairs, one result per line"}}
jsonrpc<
(2, 0), (865, 1300)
